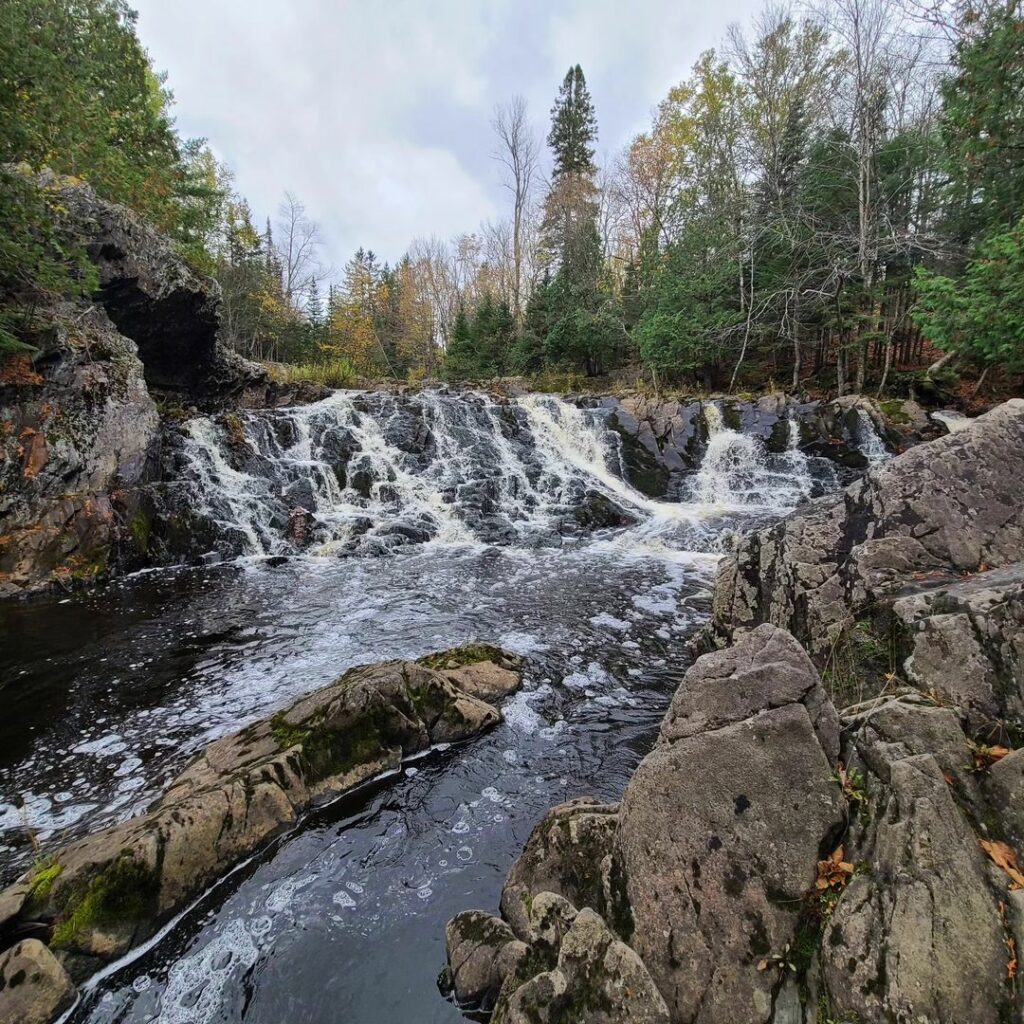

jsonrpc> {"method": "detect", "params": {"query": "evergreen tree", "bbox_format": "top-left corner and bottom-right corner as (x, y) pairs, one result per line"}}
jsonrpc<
(548, 65), (598, 177)
(445, 305), (475, 379)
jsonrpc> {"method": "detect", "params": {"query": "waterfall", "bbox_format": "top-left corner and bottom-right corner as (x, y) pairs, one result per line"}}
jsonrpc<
(174, 390), (829, 560)
(856, 408), (890, 466)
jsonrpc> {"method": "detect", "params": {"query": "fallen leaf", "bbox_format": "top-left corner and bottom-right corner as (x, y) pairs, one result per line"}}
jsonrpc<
(979, 839), (1024, 889)
(816, 846), (855, 891)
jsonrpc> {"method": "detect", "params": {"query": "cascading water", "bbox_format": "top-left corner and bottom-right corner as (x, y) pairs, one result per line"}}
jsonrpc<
(175, 390), (837, 565)
(856, 408), (891, 466)
(687, 403), (821, 512)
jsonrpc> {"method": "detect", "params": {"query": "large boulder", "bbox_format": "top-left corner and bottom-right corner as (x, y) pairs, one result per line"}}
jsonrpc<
(0, 647), (521, 979)
(500, 798), (620, 941)
(703, 399), (1024, 697)
(614, 626), (845, 1024)
(822, 755), (1008, 1024)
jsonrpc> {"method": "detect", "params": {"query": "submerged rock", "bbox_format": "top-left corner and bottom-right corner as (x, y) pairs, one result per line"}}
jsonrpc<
(0, 647), (522, 989)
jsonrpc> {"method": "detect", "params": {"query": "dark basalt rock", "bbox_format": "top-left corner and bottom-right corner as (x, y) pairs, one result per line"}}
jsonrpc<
(38, 170), (266, 404)
(0, 304), (160, 597)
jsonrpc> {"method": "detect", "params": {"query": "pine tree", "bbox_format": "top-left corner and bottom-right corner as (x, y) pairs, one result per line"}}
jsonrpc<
(306, 277), (324, 327)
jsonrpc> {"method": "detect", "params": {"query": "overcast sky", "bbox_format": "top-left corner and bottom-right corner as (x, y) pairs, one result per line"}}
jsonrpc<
(132, 0), (764, 272)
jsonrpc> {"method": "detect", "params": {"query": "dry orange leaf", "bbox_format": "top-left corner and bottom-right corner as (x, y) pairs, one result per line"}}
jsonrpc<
(972, 743), (1012, 772)
(979, 839), (1024, 890)
(816, 846), (854, 891)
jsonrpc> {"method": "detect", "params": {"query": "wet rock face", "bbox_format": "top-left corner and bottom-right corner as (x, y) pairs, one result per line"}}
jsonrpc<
(0, 648), (521, 983)
(0, 939), (77, 1024)
(43, 171), (265, 401)
(0, 304), (160, 597)
(596, 393), (901, 498)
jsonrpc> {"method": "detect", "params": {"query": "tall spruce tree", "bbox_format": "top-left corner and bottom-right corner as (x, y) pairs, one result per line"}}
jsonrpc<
(548, 65), (598, 177)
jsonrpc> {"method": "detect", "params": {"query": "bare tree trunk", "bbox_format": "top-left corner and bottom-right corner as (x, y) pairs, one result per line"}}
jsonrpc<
(877, 336), (893, 397)
(492, 97), (538, 325)
(927, 349), (955, 377)
(791, 291), (802, 392)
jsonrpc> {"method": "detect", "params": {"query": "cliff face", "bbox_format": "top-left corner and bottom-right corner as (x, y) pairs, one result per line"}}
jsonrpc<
(0, 174), (265, 597)
(442, 400), (1024, 1024)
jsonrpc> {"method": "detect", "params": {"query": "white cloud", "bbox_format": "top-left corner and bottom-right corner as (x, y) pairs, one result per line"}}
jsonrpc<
(132, 0), (764, 269)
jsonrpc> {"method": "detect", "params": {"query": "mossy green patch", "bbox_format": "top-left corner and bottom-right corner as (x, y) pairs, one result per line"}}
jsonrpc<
(271, 705), (396, 784)
(129, 511), (151, 553)
(24, 859), (62, 913)
(879, 399), (911, 425)
(50, 853), (159, 951)
(418, 644), (505, 671)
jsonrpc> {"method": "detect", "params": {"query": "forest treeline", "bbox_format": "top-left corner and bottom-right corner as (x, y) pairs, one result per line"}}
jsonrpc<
(1, 0), (1022, 396)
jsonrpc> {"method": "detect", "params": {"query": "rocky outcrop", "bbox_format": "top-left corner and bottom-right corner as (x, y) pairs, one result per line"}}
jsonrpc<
(500, 798), (620, 940)
(0, 304), (159, 597)
(41, 170), (265, 402)
(445, 894), (670, 1024)
(702, 399), (1024, 716)
(614, 627), (845, 1024)
(445, 616), (1024, 1024)
(0, 173), (271, 597)
(0, 646), (521, 1006)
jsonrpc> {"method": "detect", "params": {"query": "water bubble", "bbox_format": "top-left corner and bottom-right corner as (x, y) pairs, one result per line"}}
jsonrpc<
(250, 915), (272, 937)
(457, 846), (473, 862)
(416, 886), (433, 900)
(132, 974), (152, 994)
(345, 881), (364, 894)
(452, 820), (470, 835)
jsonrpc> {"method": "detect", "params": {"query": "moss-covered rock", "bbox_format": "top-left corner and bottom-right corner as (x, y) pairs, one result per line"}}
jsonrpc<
(0, 646), (521, 979)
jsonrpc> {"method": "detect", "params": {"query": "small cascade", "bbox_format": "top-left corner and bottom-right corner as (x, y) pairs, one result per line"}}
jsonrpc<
(690, 405), (769, 507)
(515, 395), (679, 517)
(856, 408), (891, 466)
(688, 404), (820, 512)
